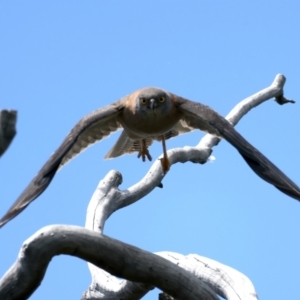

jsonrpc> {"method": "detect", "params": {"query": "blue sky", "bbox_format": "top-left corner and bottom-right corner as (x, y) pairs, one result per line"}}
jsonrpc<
(1, 1), (300, 299)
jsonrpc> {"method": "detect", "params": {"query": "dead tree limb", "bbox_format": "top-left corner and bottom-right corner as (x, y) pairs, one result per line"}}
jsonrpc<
(0, 225), (219, 300)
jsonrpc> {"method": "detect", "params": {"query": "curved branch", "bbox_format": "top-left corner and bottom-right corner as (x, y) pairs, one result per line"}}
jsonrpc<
(84, 171), (258, 300)
(158, 252), (258, 300)
(0, 225), (218, 300)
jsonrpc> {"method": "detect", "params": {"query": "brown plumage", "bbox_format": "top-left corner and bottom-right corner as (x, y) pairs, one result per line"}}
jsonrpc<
(1, 87), (299, 228)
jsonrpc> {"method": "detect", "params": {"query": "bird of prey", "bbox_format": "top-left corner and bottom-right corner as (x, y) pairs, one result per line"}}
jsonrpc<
(1, 87), (299, 228)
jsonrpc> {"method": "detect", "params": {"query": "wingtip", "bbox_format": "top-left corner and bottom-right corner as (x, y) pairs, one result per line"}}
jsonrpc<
(0, 216), (9, 229)
(275, 186), (300, 202)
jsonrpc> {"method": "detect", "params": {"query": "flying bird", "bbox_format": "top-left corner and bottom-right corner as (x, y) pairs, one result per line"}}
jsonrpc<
(1, 87), (300, 228)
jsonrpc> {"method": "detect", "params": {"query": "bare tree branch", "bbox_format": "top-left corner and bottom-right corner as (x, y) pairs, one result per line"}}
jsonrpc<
(83, 171), (258, 300)
(0, 109), (17, 157)
(0, 225), (219, 300)
(158, 252), (258, 300)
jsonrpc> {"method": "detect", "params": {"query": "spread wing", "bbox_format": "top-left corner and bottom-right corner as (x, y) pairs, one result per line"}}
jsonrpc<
(174, 95), (300, 201)
(0, 100), (125, 228)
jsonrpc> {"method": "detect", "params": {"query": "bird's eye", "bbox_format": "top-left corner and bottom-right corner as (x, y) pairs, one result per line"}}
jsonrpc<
(140, 98), (147, 105)
(159, 96), (165, 103)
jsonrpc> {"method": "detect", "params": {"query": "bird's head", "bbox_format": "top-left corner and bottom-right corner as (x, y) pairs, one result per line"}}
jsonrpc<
(135, 87), (172, 115)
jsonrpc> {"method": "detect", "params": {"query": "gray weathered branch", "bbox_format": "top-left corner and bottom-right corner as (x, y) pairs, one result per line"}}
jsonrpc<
(83, 171), (258, 300)
(0, 110), (17, 157)
(0, 225), (219, 300)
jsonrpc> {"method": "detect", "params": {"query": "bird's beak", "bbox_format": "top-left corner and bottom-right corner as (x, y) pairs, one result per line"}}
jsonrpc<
(149, 98), (156, 111)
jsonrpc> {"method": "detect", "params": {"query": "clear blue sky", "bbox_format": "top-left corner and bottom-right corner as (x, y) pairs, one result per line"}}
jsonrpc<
(1, 1), (300, 299)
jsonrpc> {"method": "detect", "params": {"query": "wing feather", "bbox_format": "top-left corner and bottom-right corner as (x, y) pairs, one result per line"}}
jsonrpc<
(176, 96), (300, 201)
(0, 100), (124, 228)
(60, 116), (122, 167)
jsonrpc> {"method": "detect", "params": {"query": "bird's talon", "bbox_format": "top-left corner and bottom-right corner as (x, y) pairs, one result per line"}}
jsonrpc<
(138, 148), (152, 162)
(146, 152), (152, 161)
